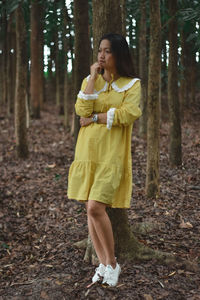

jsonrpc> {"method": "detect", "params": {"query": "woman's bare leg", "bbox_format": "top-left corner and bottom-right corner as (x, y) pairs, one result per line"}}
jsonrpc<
(86, 202), (106, 264)
(87, 200), (116, 268)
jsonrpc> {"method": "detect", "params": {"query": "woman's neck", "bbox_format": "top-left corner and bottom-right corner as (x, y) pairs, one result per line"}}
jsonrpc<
(103, 69), (119, 82)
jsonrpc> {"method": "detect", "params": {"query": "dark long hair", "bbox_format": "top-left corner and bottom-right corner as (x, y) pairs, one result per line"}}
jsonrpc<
(98, 33), (135, 78)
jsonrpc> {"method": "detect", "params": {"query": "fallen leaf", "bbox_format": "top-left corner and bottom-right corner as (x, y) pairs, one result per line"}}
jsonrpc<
(47, 163), (56, 168)
(45, 264), (53, 268)
(179, 221), (193, 229)
(143, 294), (153, 300)
(168, 271), (176, 277)
(55, 280), (63, 285)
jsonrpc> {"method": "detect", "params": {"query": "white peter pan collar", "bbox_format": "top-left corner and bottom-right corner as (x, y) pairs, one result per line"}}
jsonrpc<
(86, 75), (140, 93)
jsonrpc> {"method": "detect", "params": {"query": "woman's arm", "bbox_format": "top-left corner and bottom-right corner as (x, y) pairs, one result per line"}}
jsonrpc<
(80, 113), (107, 127)
(75, 63), (102, 118)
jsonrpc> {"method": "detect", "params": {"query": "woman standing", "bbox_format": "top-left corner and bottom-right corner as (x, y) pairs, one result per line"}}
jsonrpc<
(68, 33), (141, 286)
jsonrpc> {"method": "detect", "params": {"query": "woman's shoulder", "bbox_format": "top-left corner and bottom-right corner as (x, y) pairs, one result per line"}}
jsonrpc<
(111, 77), (140, 93)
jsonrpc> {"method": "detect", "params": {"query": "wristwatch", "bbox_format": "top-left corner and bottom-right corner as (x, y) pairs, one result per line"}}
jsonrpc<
(92, 114), (98, 123)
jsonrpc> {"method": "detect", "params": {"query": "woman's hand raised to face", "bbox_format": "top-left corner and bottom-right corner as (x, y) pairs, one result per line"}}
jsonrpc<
(84, 62), (101, 94)
(90, 62), (102, 81)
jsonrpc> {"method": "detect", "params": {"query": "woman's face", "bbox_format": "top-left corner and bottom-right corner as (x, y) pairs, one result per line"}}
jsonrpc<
(98, 39), (116, 73)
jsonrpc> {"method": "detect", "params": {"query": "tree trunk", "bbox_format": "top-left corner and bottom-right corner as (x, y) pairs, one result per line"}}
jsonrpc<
(38, 2), (44, 109)
(10, 18), (16, 114)
(120, 0), (126, 36)
(7, 15), (13, 115)
(180, 28), (187, 110)
(145, 0), (161, 197)
(139, 0), (148, 138)
(30, 0), (41, 118)
(55, 31), (61, 109)
(2, 1), (7, 105)
(168, 0), (182, 166)
(0, 52), (3, 105)
(62, 2), (70, 129)
(161, 36), (167, 95)
(15, 4), (28, 158)
(190, 43), (196, 104)
(73, 0), (90, 143)
(92, 0), (124, 59)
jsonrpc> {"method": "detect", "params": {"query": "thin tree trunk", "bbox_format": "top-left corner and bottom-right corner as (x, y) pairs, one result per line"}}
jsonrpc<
(62, 2), (70, 129)
(7, 13), (16, 115)
(55, 31), (60, 108)
(180, 29), (187, 110)
(15, 4), (28, 158)
(2, 1), (7, 105)
(190, 46), (196, 104)
(161, 37), (167, 95)
(11, 20), (16, 114)
(0, 52), (3, 105)
(145, 0), (161, 197)
(38, 2), (44, 109)
(168, 0), (182, 166)
(74, 0), (90, 142)
(48, 50), (53, 84)
(139, 0), (148, 138)
(30, 0), (41, 118)
(121, 0), (126, 36)
(7, 16), (12, 115)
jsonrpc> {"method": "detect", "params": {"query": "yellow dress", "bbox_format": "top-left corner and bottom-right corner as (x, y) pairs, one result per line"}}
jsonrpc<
(67, 74), (141, 208)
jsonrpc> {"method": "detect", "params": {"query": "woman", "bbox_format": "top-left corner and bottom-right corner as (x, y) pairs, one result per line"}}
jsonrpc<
(67, 33), (141, 287)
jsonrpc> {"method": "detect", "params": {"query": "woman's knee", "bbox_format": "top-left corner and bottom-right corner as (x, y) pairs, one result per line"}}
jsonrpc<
(87, 200), (106, 218)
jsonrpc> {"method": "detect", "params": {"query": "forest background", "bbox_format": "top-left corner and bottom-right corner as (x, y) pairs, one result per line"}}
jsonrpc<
(0, 0), (200, 299)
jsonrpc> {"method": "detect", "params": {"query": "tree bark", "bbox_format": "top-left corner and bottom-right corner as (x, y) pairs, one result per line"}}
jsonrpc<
(120, 0), (126, 36)
(139, 0), (148, 138)
(2, 1), (7, 106)
(7, 15), (14, 115)
(62, 2), (70, 129)
(161, 36), (167, 96)
(92, 0), (124, 59)
(190, 41), (196, 104)
(180, 28), (187, 110)
(73, 0), (90, 143)
(168, 0), (182, 166)
(15, 4), (28, 158)
(145, 0), (161, 197)
(30, 0), (42, 118)
(38, 2), (44, 109)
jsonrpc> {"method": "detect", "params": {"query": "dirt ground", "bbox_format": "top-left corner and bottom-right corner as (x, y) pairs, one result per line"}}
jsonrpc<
(0, 102), (199, 300)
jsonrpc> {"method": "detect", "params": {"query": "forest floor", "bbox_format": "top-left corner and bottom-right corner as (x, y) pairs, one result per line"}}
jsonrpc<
(0, 102), (200, 300)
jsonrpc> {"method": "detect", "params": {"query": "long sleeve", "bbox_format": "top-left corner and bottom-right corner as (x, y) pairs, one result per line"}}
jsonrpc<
(75, 78), (98, 117)
(111, 80), (142, 127)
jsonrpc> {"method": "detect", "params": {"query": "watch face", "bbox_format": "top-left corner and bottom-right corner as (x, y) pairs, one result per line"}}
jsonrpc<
(92, 114), (98, 122)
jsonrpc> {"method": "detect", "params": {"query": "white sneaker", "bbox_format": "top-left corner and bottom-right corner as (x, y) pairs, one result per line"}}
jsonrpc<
(92, 263), (106, 283)
(102, 263), (121, 286)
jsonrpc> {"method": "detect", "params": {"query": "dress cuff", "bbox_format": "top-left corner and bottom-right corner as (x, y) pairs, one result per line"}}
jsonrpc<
(107, 108), (116, 129)
(77, 90), (98, 100)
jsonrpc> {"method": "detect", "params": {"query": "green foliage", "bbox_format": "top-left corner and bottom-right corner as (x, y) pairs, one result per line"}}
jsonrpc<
(178, 1), (200, 50)
(179, 7), (200, 21)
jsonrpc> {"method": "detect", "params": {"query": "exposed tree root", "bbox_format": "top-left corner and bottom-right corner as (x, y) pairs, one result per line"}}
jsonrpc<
(74, 208), (199, 272)
(74, 233), (199, 272)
